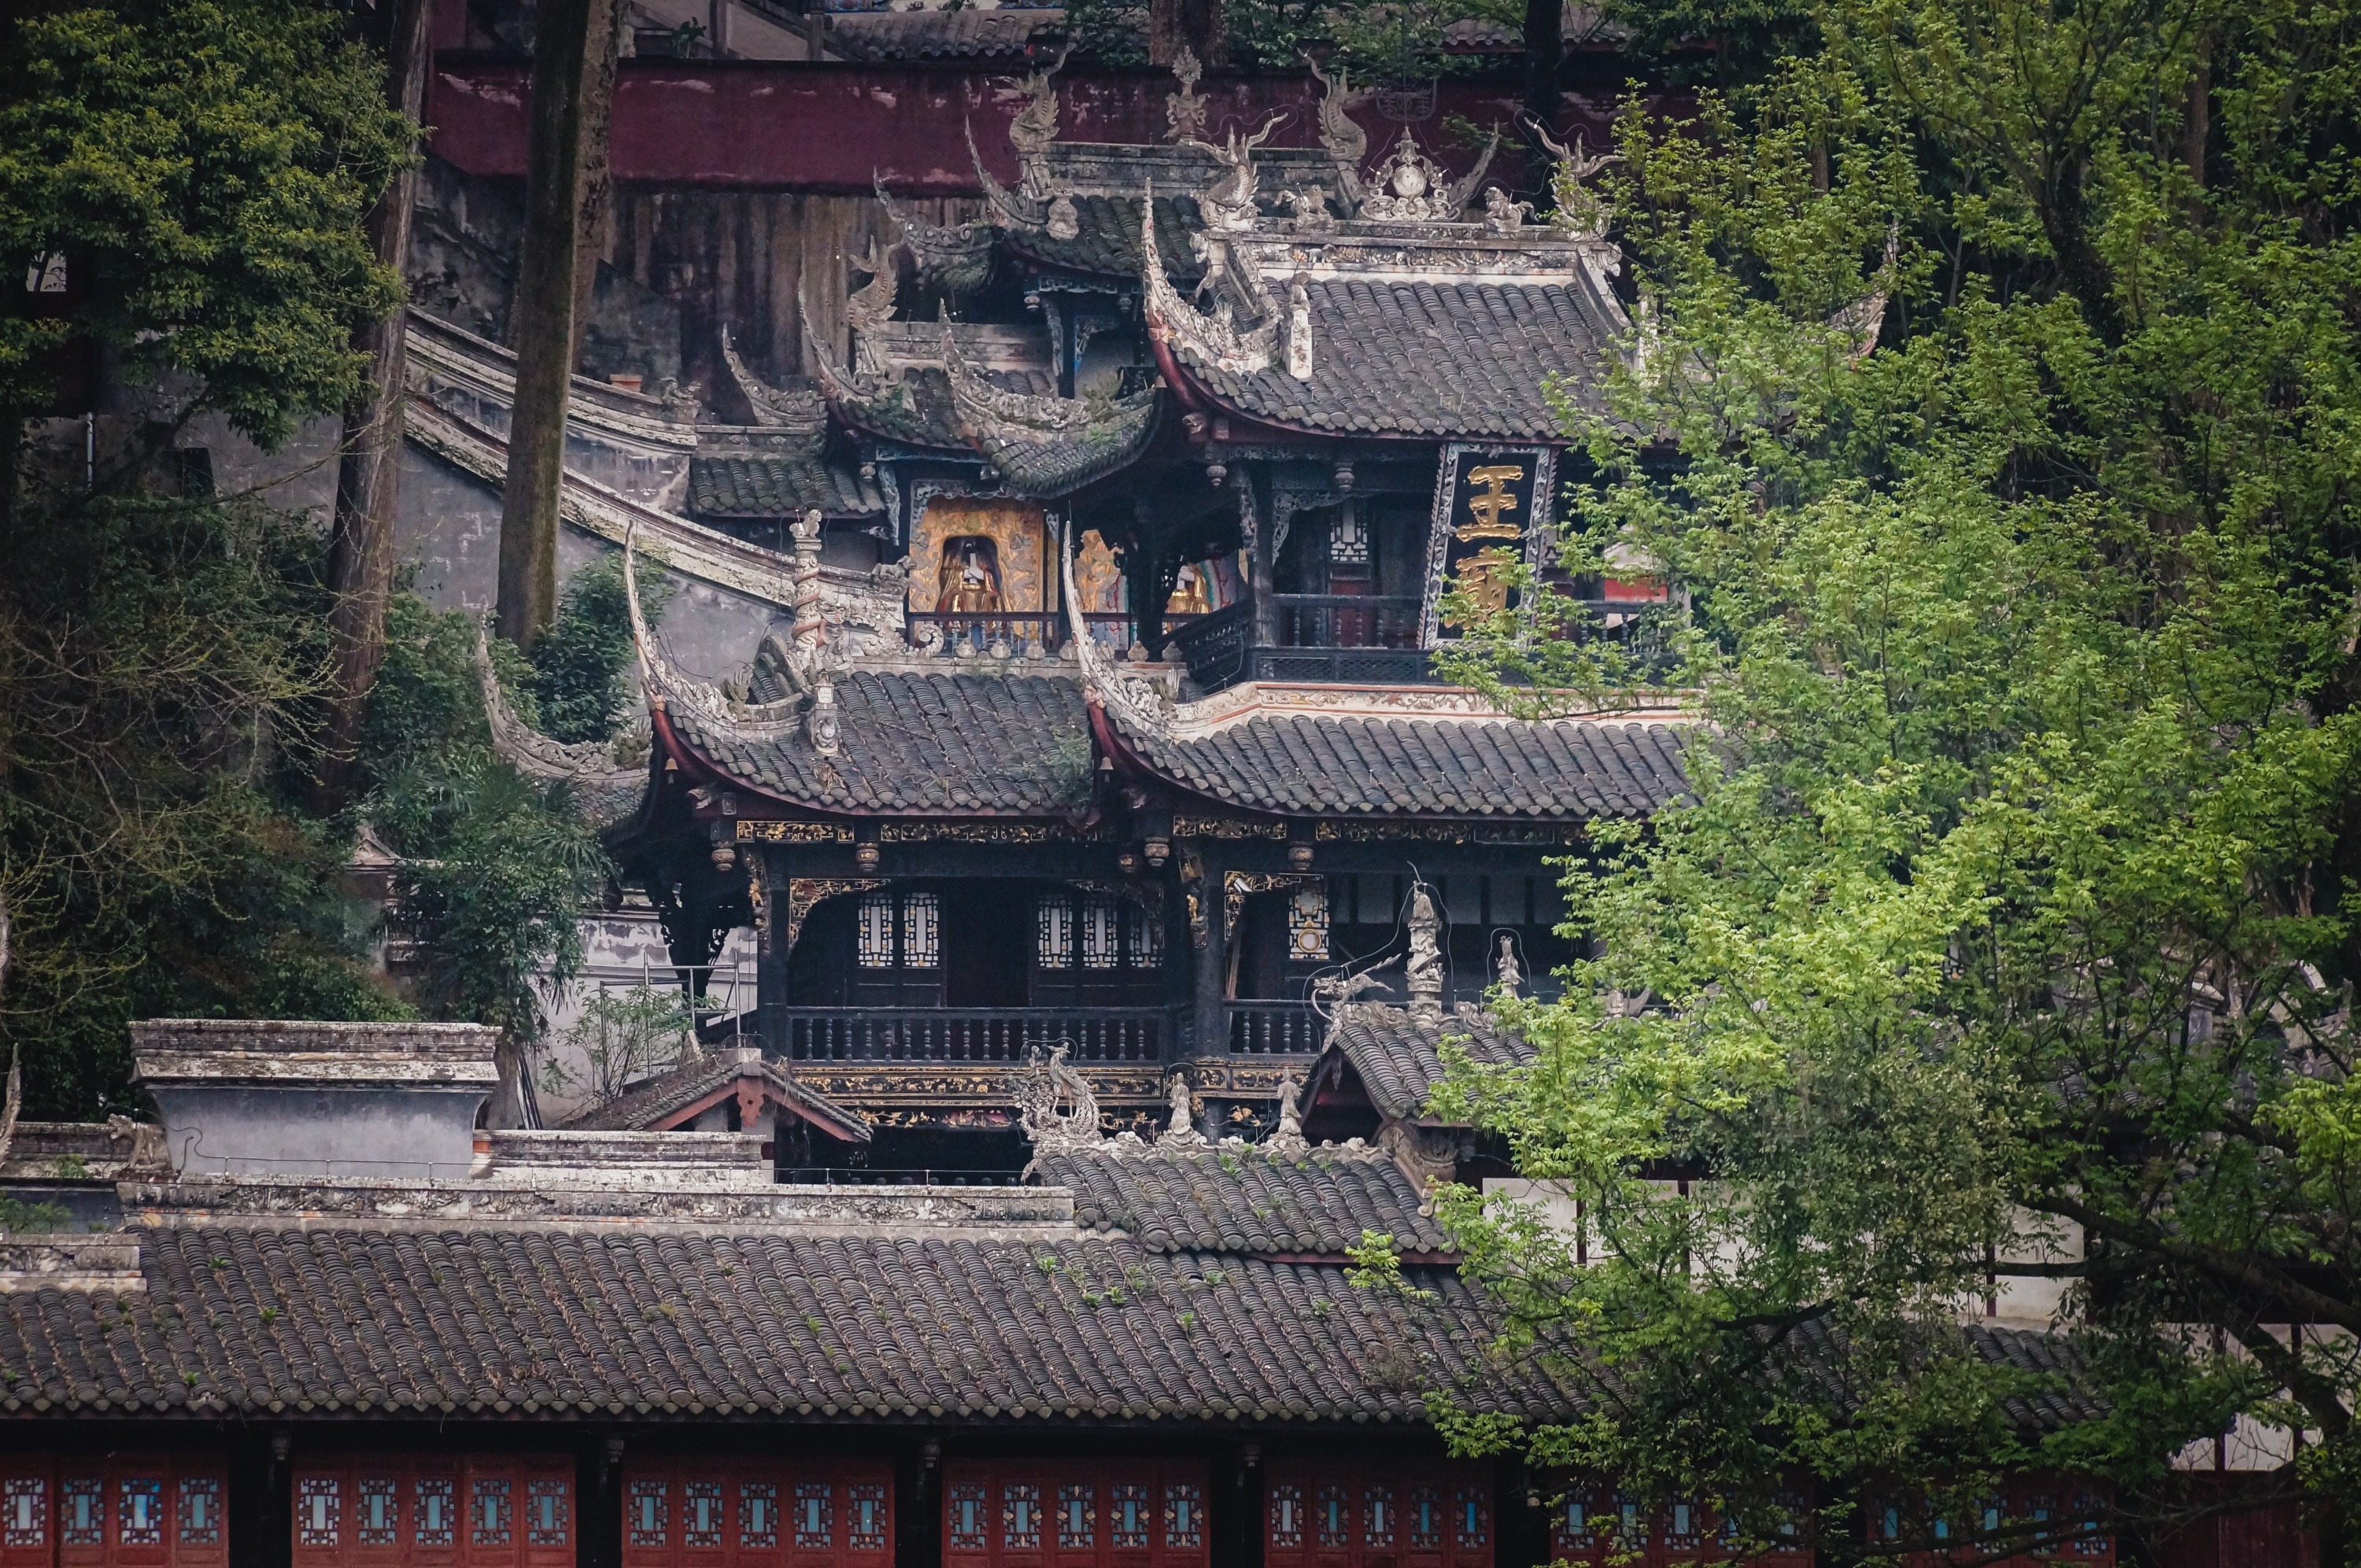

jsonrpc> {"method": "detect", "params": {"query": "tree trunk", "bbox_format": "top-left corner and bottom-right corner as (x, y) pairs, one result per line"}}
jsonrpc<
(1148, 0), (1224, 68)
(496, 0), (619, 650)
(320, 0), (432, 805)
(1521, 0), (1562, 159)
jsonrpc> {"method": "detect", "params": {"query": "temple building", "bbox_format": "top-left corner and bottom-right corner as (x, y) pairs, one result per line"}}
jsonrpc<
(0, 31), (2270, 1568)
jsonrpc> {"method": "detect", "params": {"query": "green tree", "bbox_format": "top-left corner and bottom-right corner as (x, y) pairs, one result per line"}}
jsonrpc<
(1424, 0), (2361, 1556)
(0, 0), (410, 449)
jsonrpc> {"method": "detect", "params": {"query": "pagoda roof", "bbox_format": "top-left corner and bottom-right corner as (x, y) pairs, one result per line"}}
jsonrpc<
(1033, 1139), (1452, 1255)
(691, 427), (886, 521)
(660, 668), (1096, 817)
(1314, 1003), (1535, 1124)
(563, 1046), (873, 1145)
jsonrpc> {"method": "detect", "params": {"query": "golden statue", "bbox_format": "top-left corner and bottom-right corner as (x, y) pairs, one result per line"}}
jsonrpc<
(935, 538), (1003, 615)
(1166, 561), (1211, 617)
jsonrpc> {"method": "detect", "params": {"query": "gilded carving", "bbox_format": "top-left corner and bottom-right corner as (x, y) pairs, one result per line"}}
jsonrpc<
(738, 821), (856, 843)
(1173, 814), (1287, 840)
(909, 498), (1049, 617)
(1221, 870), (1324, 935)
(879, 822), (1062, 843)
(784, 877), (886, 952)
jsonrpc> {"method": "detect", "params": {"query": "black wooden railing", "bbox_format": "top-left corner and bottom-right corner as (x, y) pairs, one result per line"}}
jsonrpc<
(771, 1006), (1169, 1063)
(1228, 1000), (1325, 1053)
(903, 612), (1199, 658)
(1273, 594), (1424, 649)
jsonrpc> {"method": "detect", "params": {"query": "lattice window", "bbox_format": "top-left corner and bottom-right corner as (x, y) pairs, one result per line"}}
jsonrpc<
(1406, 1487), (1439, 1551)
(1162, 1484), (1200, 1551)
(1132, 906), (1162, 968)
(847, 1484), (886, 1551)
(856, 893), (895, 968)
(1554, 1490), (1595, 1553)
(472, 1478), (512, 1548)
(1056, 1484), (1094, 1550)
(1081, 896), (1121, 969)
(903, 891), (940, 968)
(1363, 1485), (1396, 1548)
(416, 1479), (456, 1548)
(2069, 1495), (2108, 1556)
(1001, 1485), (1039, 1551)
(948, 1485), (987, 1552)
(1269, 1485), (1303, 1549)
(1664, 1499), (1700, 1552)
(1315, 1485), (1348, 1548)
(1329, 502), (1370, 566)
(1286, 886), (1328, 962)
(793, 1484), (830, 1549)
(4, 1477), (44, 1548)
(118, 1479), (164, 1546)
(357, 1479), (399, 1547)
(178, 1478), (220, 1548)
(527, 1479), (570, 1547)
(682, 1481), (723, 1548)
(1110, 1485), (1148, 1548)
(740, 1482), (776, 1551)
(1453, 1487), (1488, 1549)
(1036, 898), (1074, 968)
(294, 1478), (339, 1548)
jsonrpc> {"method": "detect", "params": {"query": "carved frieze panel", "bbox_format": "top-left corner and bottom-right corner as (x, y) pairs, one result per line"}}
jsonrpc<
(738, 821), (856, 843)
(1173, 814), (1286, 840)
(784, 878), (886, 952)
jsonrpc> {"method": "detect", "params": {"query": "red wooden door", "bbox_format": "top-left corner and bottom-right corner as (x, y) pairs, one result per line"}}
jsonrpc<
(623, 1459), (891, 1568)
(1265, 1465), (1489, 1568)
(291, 1455), (572, 1568)
(941, 1463), (1207, 1568)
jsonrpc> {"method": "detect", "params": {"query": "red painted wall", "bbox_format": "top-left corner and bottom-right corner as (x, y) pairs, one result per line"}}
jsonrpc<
(423, 57), (1621, 197)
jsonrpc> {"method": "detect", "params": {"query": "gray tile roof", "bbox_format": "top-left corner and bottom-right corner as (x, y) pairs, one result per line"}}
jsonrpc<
(1120, 716), (1690, 819)
(1, 1226), (1564, 1423)
(1321, 1004), (1535, 1123)
(690, 454), (883, 519)
(563, 1051), (872, 1143)
(667, 670), (1096, 815)
(1007, 195), (1206, 284)
(826, 7), (1068, 61)
(1170, 278), (1612, 440)
(1034, 1144), (1450, 1254)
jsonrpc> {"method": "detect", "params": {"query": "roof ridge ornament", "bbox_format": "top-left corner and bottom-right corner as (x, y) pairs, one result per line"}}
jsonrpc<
(1535, 123), (1620, 241)
(1358, 125), (1500, 223)
(844, 234), (901, 378)
(718, 324), (826, 434)
(1303, 55), (1369, 212)
(1165, 44), (1209, 142)
(623, 518), (804, 739)
(1015, 1043), (1103, 1164)
(1137, 179), (1277, 374)
(1062, 520), (1179, 742)
(966, 116), (1050, 230)
(874, 175), (995, 303)
(941, 327), (1165, 496)
(1177, 111), (1286, 233)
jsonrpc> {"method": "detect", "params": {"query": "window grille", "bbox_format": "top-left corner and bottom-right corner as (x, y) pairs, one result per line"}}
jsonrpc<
(1665, 1499), (1699, 1551)
(683, 1481), (722, 1548)
(1132, 905), (1163, 968)
(738, 1482), (776, 1550)
(1329, 502), (1370, 565)
(178, 1478), (221, 1549)
(1554, 1490), (1594, 1552)
(1081, 895), (1121, 968)
(1315, 1485), (1348, 1548)
(1363, 1485), (1395, 1548)
(1036, 898), (1074, 968)
(948, 1485), (988, 1552)
(856, 893), (895, 968)
(4, 1477), (44, 1548)
(1162, 1484), (1200, 1550)
(1452, 1488), (1488, 1551)
(848, 1484), (886, 1551)
(1268, 1485), (1302, 1549)
(1001, 1485), (1040, 1551)
(1406, 1487), (1439, 1551)
(1110, 1485), (1148, 1548)
(1286, 886), (1329, 962)
(357, 1479), (398, 1547)
(903, 891), (940, 968)
(294, 1478), (339, 1548)
(118, 1479), (164, 1546)
(528, 1479), (570, 1547)
(471, 1478), (512, 1548)
(1056, 1484), (1094, 1550)
(793, 1484), (830, 1548)
(417, 1479), (456, 1547)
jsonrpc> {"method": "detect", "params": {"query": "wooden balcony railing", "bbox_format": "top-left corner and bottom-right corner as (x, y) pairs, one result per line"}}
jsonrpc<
(1273, 594), (1424, 650)
(903, 612), (1195, 658)
(769, 1006), (1169, 1063)
(1228, 1000), (1325, 1054)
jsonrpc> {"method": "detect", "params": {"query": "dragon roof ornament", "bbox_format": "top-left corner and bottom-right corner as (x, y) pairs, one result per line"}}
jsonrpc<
(941, 329), (1163, 496)
(1062, 526), (1178, 744)
(624, 520), (805, 742)
(1138, 179), (1277, 376)
(719, 325), (826, 434)
(875, 176), (995, 302)
(1306, 56), (1369, 212)
(967, 116), (1051, 231)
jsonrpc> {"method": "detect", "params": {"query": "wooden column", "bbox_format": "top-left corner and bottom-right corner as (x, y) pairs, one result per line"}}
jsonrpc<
(496, 0), (619, 647)
(320, 0), (432, 799)
(1187, 842), (1227, 1061)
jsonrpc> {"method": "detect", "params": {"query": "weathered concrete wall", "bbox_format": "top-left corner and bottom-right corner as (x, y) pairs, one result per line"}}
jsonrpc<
(149, 1083), (491, 1179)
